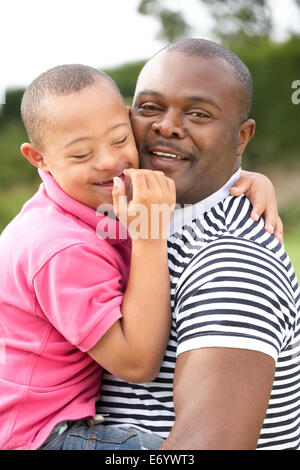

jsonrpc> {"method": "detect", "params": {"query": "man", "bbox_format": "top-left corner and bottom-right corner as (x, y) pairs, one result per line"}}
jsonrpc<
(95, 39), (300, 450)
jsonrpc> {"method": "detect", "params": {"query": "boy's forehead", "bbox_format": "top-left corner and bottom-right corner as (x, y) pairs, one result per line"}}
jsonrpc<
(40, 82), (130, 146)
(42, 82), (125, 121)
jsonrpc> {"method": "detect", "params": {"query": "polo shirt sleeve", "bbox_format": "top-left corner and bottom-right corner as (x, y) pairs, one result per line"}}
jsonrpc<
(33, 243), (124, 352)
(175, 238), (292, 361)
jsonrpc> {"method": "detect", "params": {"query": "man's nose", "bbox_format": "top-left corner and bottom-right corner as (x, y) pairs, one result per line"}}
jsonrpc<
(151, 111), (185, 139)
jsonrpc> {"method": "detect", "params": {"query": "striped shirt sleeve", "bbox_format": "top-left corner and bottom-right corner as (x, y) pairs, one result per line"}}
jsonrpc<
(175, 237), (291, 360)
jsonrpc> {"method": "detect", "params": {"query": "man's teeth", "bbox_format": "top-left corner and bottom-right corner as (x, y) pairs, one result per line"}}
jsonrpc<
(152, 151), (186, 160)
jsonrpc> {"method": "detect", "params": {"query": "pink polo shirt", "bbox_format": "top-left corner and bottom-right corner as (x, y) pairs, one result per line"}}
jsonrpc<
(0, 170), (131, 450)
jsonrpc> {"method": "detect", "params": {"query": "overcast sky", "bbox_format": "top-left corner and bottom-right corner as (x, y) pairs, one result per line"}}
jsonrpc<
(1, 0), (300, 103)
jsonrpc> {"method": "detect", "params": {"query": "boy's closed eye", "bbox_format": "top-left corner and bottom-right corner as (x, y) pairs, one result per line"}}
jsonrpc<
(113, 135), (129, 146)
(71, 153), (91, 160)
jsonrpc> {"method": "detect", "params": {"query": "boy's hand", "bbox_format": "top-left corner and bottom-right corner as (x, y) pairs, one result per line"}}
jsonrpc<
(113, 169), (176, 240)
(230, 170), (284, 244)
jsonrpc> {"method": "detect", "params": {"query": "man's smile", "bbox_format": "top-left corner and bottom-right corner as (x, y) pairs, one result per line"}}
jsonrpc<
(141, 143), (194, 171)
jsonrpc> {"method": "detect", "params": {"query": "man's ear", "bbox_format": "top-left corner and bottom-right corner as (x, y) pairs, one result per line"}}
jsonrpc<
(20, 143), (49, 171)
(237, 119), (256, 157)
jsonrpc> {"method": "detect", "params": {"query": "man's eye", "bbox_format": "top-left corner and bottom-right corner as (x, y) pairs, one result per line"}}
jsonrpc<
(189, 111), (210, 118)
(139, 104), (161, 112)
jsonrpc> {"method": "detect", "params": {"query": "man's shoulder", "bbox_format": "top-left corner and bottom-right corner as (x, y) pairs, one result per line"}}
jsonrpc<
(178, 194), (284, 263)
(169, 195), (286, 282)
(207, 194), (282, 255)
(175, 194), (296, 300)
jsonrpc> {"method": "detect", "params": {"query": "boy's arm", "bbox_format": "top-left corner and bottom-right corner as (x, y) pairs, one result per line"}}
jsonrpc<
(88, 169), (175, 383)
(230, 170), (283, 243)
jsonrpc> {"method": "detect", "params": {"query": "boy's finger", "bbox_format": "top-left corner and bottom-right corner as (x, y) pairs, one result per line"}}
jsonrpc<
(113, 176), (126, 197)
(249, 194), (267, 221)
(229, 177), (250, 195)
(112, 177), (127, 219)
(273, 216), (284, 245)
(261, 205), (278, 235)
(126, 171), (149, 201)
(145, 170), (165, 195)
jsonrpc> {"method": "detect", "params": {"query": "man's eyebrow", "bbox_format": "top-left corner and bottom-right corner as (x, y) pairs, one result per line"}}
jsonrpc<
(64, 123), (128, 148)
(134, 90), (164, 100)
(187, 96), (221, 111)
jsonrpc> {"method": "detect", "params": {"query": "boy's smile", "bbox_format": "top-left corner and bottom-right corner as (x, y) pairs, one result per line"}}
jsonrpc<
(22, 81), (139, 210)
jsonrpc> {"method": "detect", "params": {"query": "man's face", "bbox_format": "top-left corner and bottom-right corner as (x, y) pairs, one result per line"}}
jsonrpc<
(131, 51), (254, 205)
(39, 82), (138, 209)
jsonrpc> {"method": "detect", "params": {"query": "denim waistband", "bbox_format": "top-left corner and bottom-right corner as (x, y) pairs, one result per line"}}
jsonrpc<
(50, 414), (107, 438)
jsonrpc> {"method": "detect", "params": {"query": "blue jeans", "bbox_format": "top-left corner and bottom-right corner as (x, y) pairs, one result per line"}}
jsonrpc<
(38, 419), (164, 450)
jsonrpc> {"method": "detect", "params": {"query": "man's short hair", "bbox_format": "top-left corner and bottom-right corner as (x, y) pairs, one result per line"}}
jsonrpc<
(21, 64), (121, 151)
(152, 38), (253, 123)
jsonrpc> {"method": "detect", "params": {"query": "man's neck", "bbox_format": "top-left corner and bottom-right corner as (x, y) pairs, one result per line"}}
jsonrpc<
(169, 168), (241, 236)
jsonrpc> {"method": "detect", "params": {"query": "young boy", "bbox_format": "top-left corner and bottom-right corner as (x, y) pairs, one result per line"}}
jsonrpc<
(0, 64), (281, 450)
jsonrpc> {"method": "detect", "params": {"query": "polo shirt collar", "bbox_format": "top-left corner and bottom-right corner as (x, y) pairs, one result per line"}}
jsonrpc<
(168, 168), (241, 237)
(38, 169), (129, 245)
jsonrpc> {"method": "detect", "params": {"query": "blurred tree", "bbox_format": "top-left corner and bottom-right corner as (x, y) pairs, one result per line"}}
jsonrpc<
(201, 0), (272, 46)
(0, 89), (24, 127)
(137, 0), (300, 46)
(104, 60), (146, 101)
(138, 0), (190, 42)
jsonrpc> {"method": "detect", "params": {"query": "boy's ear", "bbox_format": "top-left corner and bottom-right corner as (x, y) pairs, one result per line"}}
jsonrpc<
(20, 143), (49, 171)
(127, 106), (132, 117)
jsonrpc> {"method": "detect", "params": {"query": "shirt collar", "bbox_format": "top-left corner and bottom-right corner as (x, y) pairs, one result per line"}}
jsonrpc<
(38, 169), (129, 245)
(168, 168), (241, 237)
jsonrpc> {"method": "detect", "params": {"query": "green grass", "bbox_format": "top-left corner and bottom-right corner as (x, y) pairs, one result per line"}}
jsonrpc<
(285, 229), (300, 282)
(0, 183), (39, 230)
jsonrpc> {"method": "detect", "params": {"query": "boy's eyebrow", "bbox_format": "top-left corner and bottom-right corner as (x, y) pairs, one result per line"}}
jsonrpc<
(65, 136), (90, 148)
(134, 90), (221, 110)
(64, 123), (129, 148)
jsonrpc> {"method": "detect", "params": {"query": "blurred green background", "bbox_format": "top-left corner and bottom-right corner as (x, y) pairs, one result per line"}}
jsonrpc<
(0, 0), (299, 278)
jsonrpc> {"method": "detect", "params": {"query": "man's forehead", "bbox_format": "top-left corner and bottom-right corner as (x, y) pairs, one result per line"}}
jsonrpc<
(135, 51), (239, 106)
(137, 51), (237, 89)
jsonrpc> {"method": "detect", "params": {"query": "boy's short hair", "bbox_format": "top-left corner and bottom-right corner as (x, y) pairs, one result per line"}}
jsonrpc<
(21, 64), (121, 151)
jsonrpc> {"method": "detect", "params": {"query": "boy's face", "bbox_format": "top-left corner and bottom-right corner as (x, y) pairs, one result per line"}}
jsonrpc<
(36, 82), (138, 209)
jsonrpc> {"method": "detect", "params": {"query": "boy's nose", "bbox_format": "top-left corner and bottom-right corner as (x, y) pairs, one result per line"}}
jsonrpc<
(93, 153), (119, 169)
(93, 153), (127, 176)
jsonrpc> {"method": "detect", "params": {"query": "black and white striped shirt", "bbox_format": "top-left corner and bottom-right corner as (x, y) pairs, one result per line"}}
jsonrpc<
(97, 172), (300, 450)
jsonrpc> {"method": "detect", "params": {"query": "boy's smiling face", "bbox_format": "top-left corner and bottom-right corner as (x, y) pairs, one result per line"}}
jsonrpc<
(23, 81), (138, 210)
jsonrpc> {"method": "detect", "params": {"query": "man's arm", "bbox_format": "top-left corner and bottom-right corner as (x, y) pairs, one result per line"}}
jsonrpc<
(160, 347), (275, 450)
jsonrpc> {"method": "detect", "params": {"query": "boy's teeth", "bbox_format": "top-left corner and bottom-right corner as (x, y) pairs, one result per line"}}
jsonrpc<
(152, 151), (185, 160)
(97, 180), (113, 185)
